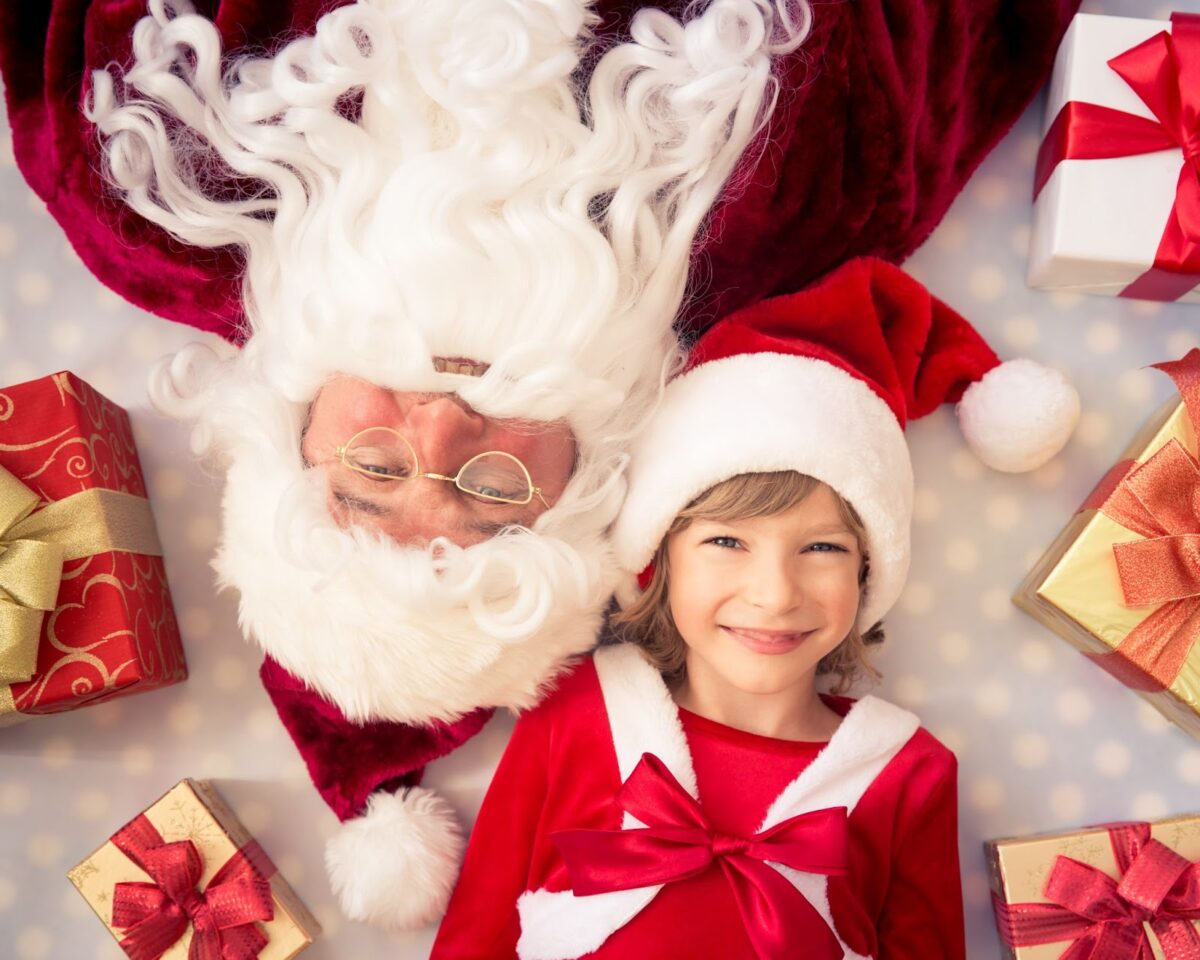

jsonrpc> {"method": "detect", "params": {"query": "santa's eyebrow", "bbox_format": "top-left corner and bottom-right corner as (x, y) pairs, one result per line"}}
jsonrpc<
(469, 519), (518, 537)
(332, 489), (390, 516)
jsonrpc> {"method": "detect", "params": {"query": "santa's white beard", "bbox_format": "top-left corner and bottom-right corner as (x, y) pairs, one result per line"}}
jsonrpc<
(213, 444), (617, 725)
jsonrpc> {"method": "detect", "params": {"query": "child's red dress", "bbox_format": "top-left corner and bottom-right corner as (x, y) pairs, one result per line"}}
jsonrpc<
(432, 644), (964, 959)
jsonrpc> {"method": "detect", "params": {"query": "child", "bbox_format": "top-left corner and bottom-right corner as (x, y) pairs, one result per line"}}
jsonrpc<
(431, 258), (1079, 959)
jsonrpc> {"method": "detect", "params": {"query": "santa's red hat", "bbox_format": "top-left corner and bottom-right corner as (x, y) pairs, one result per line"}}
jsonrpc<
(614, 258), (1079, 628)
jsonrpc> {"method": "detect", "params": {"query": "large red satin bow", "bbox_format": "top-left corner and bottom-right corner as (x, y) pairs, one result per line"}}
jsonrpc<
(1033, 13), (1200, 302)
(993, 821), (1200, 959)
(552, 753), (850, 959)
(110, 813), (275, 960)
(1084, 350), (1200, 693)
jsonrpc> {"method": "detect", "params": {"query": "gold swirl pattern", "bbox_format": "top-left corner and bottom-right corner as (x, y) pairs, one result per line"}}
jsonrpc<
(0, 373), (186, 721)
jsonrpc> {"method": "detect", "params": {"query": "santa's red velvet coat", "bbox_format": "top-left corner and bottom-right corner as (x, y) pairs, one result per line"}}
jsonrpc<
(0, 0), (1081, 343)
(433, 645), (964, 960)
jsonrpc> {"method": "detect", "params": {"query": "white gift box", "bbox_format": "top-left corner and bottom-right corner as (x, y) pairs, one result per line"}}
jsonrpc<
(1028, 13), (1200, 304)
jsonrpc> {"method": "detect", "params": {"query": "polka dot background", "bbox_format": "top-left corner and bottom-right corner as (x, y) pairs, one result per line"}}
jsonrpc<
(2, 1), (1199, 956)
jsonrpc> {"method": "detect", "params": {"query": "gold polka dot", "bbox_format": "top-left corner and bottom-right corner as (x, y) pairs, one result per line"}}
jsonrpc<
(167, 699), (204, 737)
(25, 833), (64, 868)
(248, 707), (281, 741)
(41, 737), (74, 769)
(237, 799), (272, 835)
(16, 272), (52, 306)
(212, 655), (247, 692)
(1049, 782), (1085, 822)
(152, 467), (187, 502)
(276, 853), (305, 884)
(931, 218), (967, 252)
(181, 607), (215, 640)
(899, 580), (935, 615)
(14, 926), (53, 960)
(0, 781), (31, 816)
(979, 587), (1012, 623)
(968, 777), (1004, 811)
(0, 221), (16, 256)
(186, 515), (220, 551)
(72, 788), (110, 822)
(122, 744), (154, 776)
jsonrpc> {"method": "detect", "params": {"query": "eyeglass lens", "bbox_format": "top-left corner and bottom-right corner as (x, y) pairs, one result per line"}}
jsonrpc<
(342, 430), (532, 503)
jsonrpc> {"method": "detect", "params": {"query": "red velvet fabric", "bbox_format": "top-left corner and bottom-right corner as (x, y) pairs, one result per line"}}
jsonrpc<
(689, 257), (1002, 428)
(432, 657), (964, 959)
(259, 655), (494, 821)
(0, 0), (1080, 343)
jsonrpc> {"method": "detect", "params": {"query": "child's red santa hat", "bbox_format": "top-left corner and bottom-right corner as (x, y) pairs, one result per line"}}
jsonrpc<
(614, 258), (1079, 628)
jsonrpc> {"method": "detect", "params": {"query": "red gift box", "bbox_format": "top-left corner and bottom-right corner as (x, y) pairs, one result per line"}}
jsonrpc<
(0, 371), (186, 722)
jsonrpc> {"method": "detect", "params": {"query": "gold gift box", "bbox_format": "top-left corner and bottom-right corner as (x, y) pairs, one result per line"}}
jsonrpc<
(986, 816), (1200, 959)
(1014, 397), (1200, 737)
(68, 779), (319, 959)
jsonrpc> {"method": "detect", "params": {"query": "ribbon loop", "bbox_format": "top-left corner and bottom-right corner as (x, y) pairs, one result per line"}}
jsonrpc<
(553, 753), (849, 959)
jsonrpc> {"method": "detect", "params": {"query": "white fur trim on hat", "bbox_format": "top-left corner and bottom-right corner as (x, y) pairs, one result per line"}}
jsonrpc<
(612, 354), (913, 629)
(325, 786), (464, 930)
(957, 358), (1080, 473)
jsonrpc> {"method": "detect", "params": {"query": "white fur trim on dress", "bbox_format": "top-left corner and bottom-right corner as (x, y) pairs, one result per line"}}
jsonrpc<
(325, 786), (464, 930)
(516, 645), (919, 959)
(594, 644), (697, 810)
(612, 354), (913, 630)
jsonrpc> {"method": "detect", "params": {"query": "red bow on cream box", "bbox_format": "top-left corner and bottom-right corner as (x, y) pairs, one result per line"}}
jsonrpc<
(69, 780), (319, 960)
(1028, 12), (1200, 303)
(987, 818), (1200, 959)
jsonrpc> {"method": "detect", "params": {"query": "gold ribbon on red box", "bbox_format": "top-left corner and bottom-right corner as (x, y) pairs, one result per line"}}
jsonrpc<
(0, 464), (162, 685)
(1034, 12), (1200, 302)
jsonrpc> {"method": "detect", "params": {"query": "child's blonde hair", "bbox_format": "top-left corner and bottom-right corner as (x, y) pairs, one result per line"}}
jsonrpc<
(613, 471), (884, 693)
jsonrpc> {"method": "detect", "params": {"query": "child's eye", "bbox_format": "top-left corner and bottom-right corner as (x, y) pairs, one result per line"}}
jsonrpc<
(806, 542), (847, 553)
(704, 536), (741, 549)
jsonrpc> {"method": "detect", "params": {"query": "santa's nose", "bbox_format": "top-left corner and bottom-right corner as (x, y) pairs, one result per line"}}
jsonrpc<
(403, 394), (487, 474)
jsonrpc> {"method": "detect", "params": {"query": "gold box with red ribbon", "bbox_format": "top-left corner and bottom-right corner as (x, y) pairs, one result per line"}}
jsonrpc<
(68, 779), (319, 959)
(0, 371), (186, 723)
(1027, 12), (1200, 303)
(986, 817), (1200, 958)
(1015, 351), (1200, 738)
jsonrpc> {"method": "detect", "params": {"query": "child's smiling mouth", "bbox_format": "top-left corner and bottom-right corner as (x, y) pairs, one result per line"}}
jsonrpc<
(721, 626), (816, 655)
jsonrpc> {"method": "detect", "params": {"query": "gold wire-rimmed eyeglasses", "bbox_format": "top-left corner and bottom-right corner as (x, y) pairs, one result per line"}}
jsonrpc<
(333, 427), (550, 508)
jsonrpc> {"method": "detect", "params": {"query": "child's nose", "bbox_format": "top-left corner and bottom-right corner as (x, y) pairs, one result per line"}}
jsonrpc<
(742, 558), (802, 614)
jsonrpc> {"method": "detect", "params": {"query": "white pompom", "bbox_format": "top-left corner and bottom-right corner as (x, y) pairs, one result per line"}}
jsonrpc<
(325, 786), (464, 930)
(957, 359), (1080, 473)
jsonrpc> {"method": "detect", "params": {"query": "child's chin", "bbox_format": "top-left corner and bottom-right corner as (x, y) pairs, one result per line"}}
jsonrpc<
(724, 659), (817, 698)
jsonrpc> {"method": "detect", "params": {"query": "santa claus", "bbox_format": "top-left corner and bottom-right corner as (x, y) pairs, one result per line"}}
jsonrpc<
(78, 0), (810, 930)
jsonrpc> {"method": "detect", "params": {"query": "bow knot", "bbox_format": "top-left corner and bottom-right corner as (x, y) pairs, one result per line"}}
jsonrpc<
(553, 753), (850, 959)
(110, 814), (275, 960)
(711, 832), (751, 858)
